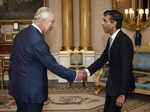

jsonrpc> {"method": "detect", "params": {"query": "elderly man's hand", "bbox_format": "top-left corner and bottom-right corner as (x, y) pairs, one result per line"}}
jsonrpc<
(75, 70), (87, 81)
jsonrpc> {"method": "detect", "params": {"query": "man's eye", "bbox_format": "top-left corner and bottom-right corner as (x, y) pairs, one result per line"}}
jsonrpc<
(104, 20), (107, 23)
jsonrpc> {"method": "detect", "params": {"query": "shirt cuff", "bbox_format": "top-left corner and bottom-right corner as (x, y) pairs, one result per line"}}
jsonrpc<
(85, 69), (91, 77)
(120, 95), (125, 102)
(74, 71), (78, 81)
(120, 95), (125, 97)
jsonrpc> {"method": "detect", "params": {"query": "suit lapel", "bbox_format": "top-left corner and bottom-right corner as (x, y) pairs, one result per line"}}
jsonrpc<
(108, 31), (123, 60)
(109, 30), (122, 50)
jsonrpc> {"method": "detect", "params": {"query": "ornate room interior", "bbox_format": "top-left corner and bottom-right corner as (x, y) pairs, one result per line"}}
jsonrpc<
(0, 0), (150, 112)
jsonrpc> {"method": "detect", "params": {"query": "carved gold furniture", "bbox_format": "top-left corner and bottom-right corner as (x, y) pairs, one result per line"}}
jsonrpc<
(0, 54), (10, 89)
(133, 47), (150, 95)
(95, 46), (150, 95)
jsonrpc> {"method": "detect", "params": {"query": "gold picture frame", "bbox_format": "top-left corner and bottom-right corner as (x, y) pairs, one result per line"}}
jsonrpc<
(4, 32), (17, 43)
(0, 0), (49, 24)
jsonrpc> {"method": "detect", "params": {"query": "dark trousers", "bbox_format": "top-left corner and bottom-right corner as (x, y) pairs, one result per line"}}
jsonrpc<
(104, 95), (122, 112)
(15, 100), (44, 112)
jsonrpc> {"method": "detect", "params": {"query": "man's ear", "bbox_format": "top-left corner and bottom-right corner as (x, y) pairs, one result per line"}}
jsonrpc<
(112, 21), (117, 29)
(113, 21), (117, 26)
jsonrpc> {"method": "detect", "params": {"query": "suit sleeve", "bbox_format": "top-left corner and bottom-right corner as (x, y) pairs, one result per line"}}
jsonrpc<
(32, 40), (76, 82)
(119, 37), (133, 95)
(9, 38), (17, 81)
(9, 50), (15, 81)
(9, 38), (18, 95)
(87, 39), (109, 75)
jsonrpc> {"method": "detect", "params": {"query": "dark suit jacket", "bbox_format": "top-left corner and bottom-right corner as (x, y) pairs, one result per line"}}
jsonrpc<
(87, 30), (134, 96)
(9, 25), (76, 103)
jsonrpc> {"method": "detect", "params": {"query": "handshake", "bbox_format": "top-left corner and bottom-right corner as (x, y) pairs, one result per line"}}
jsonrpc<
(75, 70), (88, 81)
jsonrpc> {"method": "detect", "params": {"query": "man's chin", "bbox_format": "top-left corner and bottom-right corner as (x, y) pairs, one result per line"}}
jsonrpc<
(103, 30), (107, 33)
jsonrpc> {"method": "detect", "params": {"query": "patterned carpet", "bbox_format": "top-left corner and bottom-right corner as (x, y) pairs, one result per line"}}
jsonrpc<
(0, 88), (104, 112)
(0, 88), (150, 112)
(122, 93), (150, 112)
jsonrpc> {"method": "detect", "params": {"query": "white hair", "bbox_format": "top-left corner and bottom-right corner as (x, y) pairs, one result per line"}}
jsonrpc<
(33, 7), (54, 24)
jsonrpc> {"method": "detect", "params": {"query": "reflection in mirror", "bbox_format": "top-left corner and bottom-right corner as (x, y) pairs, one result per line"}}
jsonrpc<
(113, 0), (150, 46)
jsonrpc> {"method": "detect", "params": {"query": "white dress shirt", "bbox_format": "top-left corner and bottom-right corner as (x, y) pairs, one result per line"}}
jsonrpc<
(32, 23), (42, 34)
(109, 29), (120, 48)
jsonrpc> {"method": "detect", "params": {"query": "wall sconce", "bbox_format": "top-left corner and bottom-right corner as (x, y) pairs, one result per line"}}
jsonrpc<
(113, 0), (150, 47)
(13, 22), (20, 32)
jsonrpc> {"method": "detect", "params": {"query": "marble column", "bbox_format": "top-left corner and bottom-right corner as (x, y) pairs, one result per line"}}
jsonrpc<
(61, 0), (74, 51)
(79, 0), (92, 51)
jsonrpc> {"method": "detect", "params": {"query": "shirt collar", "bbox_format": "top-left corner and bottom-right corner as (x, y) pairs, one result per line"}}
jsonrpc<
(110, 29), (120, 41)
(32, 23), (42, 34)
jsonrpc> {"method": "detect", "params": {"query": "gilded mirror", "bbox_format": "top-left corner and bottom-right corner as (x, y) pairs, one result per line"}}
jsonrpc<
(112, 0), (150, 31)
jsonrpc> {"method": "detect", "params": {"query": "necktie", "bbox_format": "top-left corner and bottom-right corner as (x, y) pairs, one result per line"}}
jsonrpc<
(108, 37), (112, 60)
(109, 37), (113, 48)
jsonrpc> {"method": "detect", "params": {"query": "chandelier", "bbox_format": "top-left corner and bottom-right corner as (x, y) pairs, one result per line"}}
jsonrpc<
(112, 0), (150, 46)
(124, 8), (150, 30)
(120, 0), (150, 46)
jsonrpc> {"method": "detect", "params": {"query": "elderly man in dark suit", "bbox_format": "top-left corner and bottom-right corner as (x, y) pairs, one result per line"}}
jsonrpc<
(9, 7), (84, 112)
(81, 10), (135, 112)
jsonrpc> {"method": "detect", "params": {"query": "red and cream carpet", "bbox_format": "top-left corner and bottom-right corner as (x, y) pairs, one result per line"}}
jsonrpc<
(0, 88), (150, 112)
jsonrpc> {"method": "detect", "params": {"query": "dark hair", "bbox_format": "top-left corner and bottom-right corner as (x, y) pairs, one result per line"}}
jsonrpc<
(104, 10), (123, 29)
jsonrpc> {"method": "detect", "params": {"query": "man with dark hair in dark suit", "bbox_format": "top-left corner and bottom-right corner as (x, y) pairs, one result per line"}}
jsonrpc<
(81, 10), (135, 112)
(9, 7), (85, 112)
